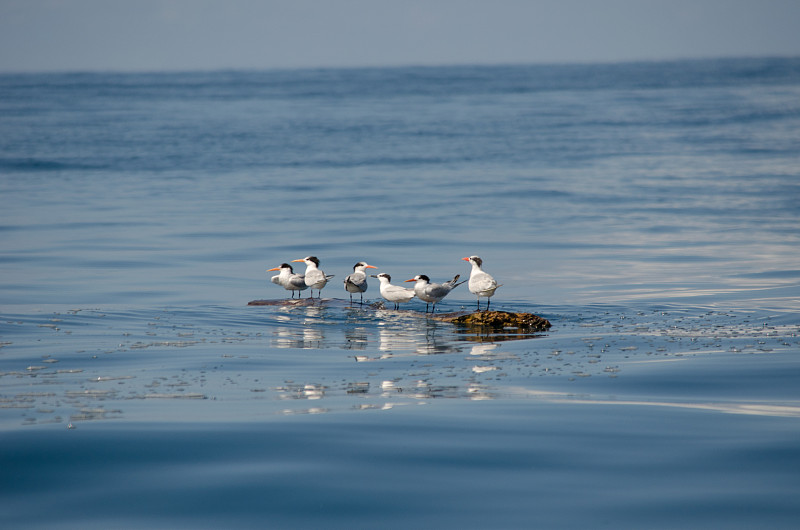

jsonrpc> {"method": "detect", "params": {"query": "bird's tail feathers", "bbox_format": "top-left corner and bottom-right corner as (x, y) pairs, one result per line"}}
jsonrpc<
(446, 274), (467, 288)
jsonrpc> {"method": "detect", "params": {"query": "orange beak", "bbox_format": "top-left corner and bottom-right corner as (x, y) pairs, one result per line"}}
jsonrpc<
(462, 257), (470, 261)
(267, 267), (280, 271)
(291, 259), (304, 263)
(365, 265), (377, 269)
(404, 278), (416, 283)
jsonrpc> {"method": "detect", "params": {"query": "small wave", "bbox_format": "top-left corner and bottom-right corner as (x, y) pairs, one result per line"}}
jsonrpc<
(0, 157), (104, 172)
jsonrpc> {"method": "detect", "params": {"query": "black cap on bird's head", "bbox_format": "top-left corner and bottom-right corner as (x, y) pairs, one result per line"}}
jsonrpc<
(267, 263), (294, 272)
(463, 256), (483, 267)
(353, 261), (377, 271)
(293, 256), (320, 266)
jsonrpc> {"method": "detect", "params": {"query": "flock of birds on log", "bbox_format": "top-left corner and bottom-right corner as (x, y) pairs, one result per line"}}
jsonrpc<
(268, 255), (502, 312)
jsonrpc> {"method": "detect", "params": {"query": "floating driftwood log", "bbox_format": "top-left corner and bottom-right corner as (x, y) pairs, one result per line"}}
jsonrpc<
(248, 298), (322, 306)
(248, 299), (552, 333)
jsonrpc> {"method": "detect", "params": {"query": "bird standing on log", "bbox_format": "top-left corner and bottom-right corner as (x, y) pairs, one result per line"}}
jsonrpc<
(463, 255), (501, 310)
(292, 256), (334, 298)
(404, 274), (465, 313)
(268, 263), (308, 298)
(344, 261), (377, 304)
(372, 273), (415, 309)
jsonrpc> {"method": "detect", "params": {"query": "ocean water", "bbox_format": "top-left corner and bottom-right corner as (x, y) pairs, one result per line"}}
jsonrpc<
(1, 58), (800, 528)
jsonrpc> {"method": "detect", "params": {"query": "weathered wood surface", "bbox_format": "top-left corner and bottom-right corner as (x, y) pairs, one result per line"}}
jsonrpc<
(248, 299), (551, 332)
(248, 298), (330, 307)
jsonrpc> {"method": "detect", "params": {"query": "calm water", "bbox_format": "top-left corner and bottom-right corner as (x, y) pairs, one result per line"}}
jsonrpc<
(2, 58), (800, 528)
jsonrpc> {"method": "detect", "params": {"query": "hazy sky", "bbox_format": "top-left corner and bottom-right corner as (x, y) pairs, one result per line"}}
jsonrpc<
(1, 0), (799, 72)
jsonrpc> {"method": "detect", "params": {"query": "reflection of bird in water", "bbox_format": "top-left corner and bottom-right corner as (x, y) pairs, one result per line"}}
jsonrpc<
(302, 328), (323, 349)
(378, 327), (419, 352)
(267, 263), (308, 298)
(463, 255), (502, 310)
(372, 273), (415, 309)
(344, 261), (377, 304)
(344, 326), (369, 350)
(292, 256), (334, 298)
(272, 327), (296, 349)
(405, 274), (466, 313)
(469, 343), (498, 356)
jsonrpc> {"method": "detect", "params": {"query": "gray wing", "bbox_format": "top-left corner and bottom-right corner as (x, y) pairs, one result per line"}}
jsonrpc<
(386, 285), (415, 302)
(345, 272), (367, 292)
(288, 274), (307, 289)
(470, 272), (497, 292)
(305, 269), (324, 285)
(426, 283), (452, 299)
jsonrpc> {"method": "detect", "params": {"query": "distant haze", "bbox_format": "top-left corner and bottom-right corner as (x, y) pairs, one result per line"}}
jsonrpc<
(1, 0), (800, 73)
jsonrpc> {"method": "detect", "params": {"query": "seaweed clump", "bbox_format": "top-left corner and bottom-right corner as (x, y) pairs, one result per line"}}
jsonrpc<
(446, 311), (551, 332)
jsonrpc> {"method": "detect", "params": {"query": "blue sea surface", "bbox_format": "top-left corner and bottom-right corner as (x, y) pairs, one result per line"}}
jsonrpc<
(1, 58), (800, 528)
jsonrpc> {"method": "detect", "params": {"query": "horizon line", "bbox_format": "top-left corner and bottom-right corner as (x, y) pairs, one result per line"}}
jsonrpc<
(1, 53), (798, 77)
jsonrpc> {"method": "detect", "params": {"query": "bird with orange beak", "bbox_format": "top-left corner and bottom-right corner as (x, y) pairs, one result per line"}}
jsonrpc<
(404, 274), (465, 313)
(267, 262), (308, 298)
(344, 261), (378, 304)
(291, 256), (334, 298)
(463, 255), (501, 310)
